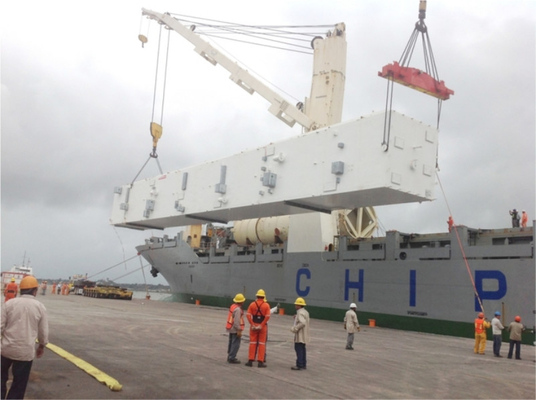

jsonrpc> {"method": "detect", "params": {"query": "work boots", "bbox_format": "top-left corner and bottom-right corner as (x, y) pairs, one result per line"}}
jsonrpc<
(258, 361), (266, 368)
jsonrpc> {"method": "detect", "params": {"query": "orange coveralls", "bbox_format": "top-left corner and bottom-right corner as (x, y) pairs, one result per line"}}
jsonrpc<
(51, 283), (57, 294)
(246, 299), (271, 362)
(4, 282), (18, 302)
(474, 317), (491, 354)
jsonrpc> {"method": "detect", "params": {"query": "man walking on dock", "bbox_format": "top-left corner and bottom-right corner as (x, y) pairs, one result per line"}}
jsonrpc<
(1, 276), (49, 400)
(344, 303), (360, 350)
(246, 289), (271, 368)
(226, 293), (245, 364)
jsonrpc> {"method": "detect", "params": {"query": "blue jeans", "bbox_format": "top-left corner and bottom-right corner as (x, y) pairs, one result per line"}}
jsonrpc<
(294, 342), (306, 368)
(492, 334), (502, 356)
(227, 333), (241, 361)
(1, 355), (33, 400)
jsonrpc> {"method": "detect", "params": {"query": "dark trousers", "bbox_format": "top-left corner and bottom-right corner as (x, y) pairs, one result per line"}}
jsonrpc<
(1, 355), (33, 400)
(492, 334), (502, 356)
(294, 342), (306, 368)
(507, 340), (521, 359)
(227, 333), (241, 361)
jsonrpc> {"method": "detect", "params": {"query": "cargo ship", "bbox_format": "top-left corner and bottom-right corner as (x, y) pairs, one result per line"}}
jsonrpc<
(113, 7), (535, 344)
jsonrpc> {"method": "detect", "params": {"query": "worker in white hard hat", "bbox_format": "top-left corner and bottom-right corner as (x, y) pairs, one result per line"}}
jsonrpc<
(344, 303), (360, 350)
(290, 297), (310, 370)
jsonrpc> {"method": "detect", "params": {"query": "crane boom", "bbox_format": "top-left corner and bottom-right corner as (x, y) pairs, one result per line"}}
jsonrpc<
(142, 8), (317, 131)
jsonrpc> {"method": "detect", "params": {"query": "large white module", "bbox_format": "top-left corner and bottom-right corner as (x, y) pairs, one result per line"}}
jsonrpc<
(111, 110), (438, 230)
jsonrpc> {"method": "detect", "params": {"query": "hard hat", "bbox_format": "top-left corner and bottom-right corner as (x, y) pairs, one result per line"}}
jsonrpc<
(494, 311), (501, 316)
(19, 276), (39, 290)
(10, 277), (15, 282)
(478, 312), (484, 318)
(233, 293), (245, 303)
(350, 303), (357, 309)
(256, 289), (266, 298)
(515, 316), (521, 322)
(294, 297), (306, 306)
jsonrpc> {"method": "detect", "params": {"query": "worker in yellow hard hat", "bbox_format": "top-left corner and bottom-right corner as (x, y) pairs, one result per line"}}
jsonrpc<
(1, 276), (49, 400)
(246, 289), (271, 367)
(4, 277), (18, 302)
(290, 297), (310, 370)
(226, 293), (245, 364)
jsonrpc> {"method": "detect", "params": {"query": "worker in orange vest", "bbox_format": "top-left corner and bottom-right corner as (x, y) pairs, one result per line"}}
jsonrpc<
(474, 312), (491, 355)
(4, 278), (18, 302)
(521, 210), (528, 228)
(226, 293), (245, 364)
(51, 282), (57, 295)
(245, 289), (271, 367)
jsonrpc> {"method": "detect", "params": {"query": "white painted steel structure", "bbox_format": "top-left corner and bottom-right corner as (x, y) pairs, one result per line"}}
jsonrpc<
(111, 111), (438, 230)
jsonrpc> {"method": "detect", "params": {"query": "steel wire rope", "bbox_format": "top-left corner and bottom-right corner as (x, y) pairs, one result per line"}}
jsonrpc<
(110, 262), (150, 282)
(436, 170), (485, 313)
(198, 32), (305, 105)
(86, 254), (139, 280)
(138, 254), (150, 298)
(199, 33), (313, 54)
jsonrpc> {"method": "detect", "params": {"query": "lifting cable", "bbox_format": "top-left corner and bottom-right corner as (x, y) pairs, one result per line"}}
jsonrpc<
(380, 1), (453, 150)
(86, 254), (139, 281)
(436, 171), (485, 314)
(131, 20), (172, 185)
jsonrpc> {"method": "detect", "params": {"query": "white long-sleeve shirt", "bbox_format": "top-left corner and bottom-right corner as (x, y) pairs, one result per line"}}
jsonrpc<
(491, 317), (504, 335)
(1, 294), (49, 361)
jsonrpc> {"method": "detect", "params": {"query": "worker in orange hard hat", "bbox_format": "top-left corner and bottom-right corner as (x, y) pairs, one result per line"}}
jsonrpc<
(521, 210), (528, 229)
(245, 289), (271, 368)
(474, 312), (491, 355)
(1, 276), (48, 400)
(226, 293), (245, 364)
(4, 278), (18, 302)
(507, 316), (525, 360)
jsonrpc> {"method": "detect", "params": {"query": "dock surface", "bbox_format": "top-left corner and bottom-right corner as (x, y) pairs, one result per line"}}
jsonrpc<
(17, 295), (536, 399)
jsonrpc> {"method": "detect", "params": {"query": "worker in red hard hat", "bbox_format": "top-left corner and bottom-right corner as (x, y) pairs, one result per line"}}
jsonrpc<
(507, 316), (525, 360)
(245, 289), (271, 368)
(1, 276), (49, 400)
(474, 312), (490, 355)
(4, 278), (18, 302)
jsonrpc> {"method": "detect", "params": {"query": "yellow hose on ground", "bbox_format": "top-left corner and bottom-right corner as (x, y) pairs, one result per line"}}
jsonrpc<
(46, 343), (122, 391)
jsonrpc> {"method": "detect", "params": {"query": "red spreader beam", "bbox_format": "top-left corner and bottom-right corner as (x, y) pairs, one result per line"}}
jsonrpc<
(378, 62), (454, 100)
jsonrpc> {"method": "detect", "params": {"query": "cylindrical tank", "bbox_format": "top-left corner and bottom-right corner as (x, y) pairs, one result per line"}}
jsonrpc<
(233, 216), (289, 246)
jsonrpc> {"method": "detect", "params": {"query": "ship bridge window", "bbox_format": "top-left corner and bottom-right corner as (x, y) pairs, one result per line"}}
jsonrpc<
(372, 244), (383, 250)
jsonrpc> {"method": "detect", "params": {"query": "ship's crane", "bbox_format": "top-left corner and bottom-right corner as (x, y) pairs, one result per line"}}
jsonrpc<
(138, 9), (377, 238)
(111, 9), (441, 241)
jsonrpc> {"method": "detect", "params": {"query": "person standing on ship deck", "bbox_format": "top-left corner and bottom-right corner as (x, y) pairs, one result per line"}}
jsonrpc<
(290, 297), (310, 371)
(245, 289), (270, 368)
(521, 210), (528, 228)
(509, 209), (520, 227)
(491, 311), (504, 357)
(344, 303), (360, 350)
(1, 276), (49, 400)
(226, 293), (245, 364)
(474, 312), (491, 355)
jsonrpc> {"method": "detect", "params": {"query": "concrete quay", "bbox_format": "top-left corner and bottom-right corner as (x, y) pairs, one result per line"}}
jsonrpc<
(19, 294), (536, 399)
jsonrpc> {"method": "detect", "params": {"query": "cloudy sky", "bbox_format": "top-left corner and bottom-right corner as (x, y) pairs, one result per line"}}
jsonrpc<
(2, 0), (534, 285)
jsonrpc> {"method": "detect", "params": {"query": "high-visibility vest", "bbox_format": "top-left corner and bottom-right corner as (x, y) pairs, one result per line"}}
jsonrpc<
(475, 318), (487, 334)
(226, 304), (244, 330)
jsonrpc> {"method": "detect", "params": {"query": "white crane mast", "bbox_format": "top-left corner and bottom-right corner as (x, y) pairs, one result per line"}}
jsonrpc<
(142, 9), (320, 131)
